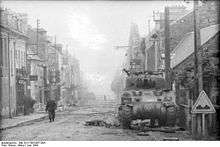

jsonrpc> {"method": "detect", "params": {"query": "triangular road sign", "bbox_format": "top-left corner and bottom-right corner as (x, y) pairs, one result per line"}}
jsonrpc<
(191, 90), (216, 114)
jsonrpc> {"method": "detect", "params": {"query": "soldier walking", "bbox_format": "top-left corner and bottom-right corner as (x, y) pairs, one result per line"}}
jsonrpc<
(45, 99), (57, 122)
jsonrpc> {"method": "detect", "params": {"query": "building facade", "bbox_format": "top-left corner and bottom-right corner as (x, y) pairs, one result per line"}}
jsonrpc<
(147, 2), (219, 72)
(171, 25), (219, 137)
(59, 49), (81, 106)
(0, 8), (28, 117)
(26, 26), (51, 105)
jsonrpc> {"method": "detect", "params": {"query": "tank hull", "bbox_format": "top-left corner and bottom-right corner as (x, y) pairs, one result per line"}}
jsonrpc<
(118, 90), (177, 128)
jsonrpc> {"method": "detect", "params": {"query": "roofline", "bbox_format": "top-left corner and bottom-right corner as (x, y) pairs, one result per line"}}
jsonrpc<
(171, 31), (194, 54)
(172, 31), (219, 69)
(0, 24), (29, 39)
(169, 10), (193, 26)
(172, 24), (220, 55)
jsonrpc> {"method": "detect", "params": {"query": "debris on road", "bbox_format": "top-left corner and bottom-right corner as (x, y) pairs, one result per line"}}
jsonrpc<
(129, 118), (185, 133)
(130, 119), (151, 130)
(137, 132), (150, 136)
(85, 120), (108, 127)
(130, 125), (181, 133)
(175, 127), (185, 131)
(161, 129), (176, 133)
(163, 137), (179, 141)
(143, 127), (176, 133)
(84, 119), (120, 128)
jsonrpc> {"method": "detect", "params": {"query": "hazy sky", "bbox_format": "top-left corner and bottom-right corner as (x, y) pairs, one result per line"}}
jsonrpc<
(2, 1), (192, 98)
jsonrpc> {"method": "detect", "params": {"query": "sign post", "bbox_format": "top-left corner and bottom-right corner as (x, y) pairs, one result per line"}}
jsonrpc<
(191, 90), (216, 137)
(202, 113), (205, 136)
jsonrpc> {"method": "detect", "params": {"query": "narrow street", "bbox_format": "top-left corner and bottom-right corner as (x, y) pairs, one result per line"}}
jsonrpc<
(1, 1), (219, 141)
(1, 100), (192, 141)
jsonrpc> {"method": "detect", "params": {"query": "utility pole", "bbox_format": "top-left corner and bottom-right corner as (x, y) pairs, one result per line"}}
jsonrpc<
(164, 6), (171, 90)
(36, 19), (40, 55)
(193, 0), (202, 100)
(192, 0), (203, 137)
(43, 65), (47, 103)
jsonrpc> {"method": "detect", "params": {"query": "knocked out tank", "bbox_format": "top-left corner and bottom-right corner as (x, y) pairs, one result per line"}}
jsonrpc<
(118, 72), (177, 128)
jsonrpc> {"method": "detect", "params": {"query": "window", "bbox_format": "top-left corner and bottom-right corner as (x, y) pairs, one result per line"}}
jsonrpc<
(10, 49), (13, 75)
(21, 51), (23, 67)
(23, 52), (26, 66)
(11, 42), (16, 75)
(18, 50), (20, 67)
(15, 49), (17, 60)
(0, 38), (3, 66)
(3, 38), (8, 68)
(19, 50), (21, 68)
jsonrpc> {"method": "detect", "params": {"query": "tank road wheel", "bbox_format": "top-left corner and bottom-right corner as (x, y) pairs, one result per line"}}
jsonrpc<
(118, 105), (133, 129)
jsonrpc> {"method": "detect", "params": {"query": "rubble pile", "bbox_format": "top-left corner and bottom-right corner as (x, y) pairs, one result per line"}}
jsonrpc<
(130, 119), (151, 130)
(129, 118), (185, 134)
(133, 125), (185, 133)
(84, 119), (120, 128)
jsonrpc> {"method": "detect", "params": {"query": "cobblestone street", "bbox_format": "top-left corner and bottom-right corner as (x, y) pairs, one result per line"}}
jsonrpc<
(1, 0), (219, 141)
(1, 101), (192, 141)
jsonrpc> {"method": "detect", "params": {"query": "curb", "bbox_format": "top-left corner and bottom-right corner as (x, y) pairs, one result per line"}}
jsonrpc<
(0, 114), (48, 131)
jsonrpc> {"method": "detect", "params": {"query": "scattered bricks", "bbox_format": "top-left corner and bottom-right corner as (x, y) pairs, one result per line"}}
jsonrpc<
(130, 119), (151, 130)
(141, 119), (151, 126)
(84, 119), (120, 128)
(85, 120), (107, 127)
(130, 119), (142, 126)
